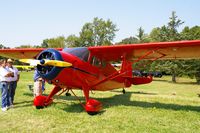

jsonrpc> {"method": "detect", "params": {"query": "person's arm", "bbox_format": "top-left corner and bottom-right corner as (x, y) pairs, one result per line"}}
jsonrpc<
(16, 68), (20, 82)
(4, 72), (14, 77)
(17, 74), (20, 82)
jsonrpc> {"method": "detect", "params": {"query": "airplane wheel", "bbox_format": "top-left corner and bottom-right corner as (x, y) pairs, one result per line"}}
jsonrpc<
(85, 99), (102, 115)
(36, 106), (44, 109)
(87, 111), (98, 115)
(65, 92), (71, 96)
(122, 88), (126, 94)
(33, 95), (52, 108)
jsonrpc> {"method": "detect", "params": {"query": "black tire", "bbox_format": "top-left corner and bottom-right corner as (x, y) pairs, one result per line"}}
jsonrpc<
(87, 111), (98, 115)
(65, 93), (71, 96)
(36, 106), (44, 109)
(122, 89), (126, 94)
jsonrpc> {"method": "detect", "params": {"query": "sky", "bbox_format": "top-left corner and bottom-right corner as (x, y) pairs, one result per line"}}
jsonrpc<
(0, 0), (200, 48)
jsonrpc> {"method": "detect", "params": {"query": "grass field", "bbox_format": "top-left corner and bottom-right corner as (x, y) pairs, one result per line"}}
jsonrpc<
(0, 72), (200, 133)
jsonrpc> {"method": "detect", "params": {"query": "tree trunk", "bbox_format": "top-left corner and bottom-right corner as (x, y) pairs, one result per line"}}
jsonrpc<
(172, 72), (176, 83)
(195, 72), (200, 84)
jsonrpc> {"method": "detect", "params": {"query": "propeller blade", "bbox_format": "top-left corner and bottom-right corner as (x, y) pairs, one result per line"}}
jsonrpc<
(19, 59), (40, 66)
(41, 59), (72, 67)
(19, 59), (72, 67)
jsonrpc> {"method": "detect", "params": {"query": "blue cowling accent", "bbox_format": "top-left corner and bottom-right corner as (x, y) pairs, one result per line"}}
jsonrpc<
(36, 49), (64, 80)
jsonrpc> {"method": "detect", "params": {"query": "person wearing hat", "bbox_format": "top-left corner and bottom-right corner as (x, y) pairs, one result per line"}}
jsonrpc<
(6, 58), (20, 106)
(0, 59), (14, 111)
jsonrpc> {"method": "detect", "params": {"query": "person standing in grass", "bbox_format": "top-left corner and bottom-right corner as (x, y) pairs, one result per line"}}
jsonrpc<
(0, 59), (14, 111)
(7, 59), (20, 106)
(33, 69), (45, 97)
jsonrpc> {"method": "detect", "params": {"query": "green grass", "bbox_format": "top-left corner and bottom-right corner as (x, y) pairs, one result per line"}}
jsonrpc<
(1, 72), (200, 133)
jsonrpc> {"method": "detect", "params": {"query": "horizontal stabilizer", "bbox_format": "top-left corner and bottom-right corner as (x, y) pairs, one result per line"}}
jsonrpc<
(128, 76), (153, 85)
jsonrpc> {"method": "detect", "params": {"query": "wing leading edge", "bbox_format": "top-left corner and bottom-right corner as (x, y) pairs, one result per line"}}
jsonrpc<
(88, 40), (200, 61)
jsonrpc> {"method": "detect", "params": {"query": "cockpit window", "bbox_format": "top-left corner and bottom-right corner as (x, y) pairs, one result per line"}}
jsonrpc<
(63, 47), (89, 61)
(90, 56), (107, 68)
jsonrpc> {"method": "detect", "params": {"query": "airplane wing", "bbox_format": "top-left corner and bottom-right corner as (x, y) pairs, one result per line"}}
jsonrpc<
(0, 48), (62, 59)
(88, 40), (200, 61)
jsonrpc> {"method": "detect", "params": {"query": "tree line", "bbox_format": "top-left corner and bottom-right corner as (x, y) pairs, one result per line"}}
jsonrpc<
(1, 11), (200, 83)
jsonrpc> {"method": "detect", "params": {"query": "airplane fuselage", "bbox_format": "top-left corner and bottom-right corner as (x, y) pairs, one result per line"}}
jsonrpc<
(37, 48), (126, 91)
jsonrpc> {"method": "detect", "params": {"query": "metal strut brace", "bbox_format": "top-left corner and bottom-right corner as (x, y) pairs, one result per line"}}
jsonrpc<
(90, 48), (166, 89)
(90, 71), (119, 88)
(133, 48), (159, 64)
(57, 88), (70, 96)
(132, 48), (166, 69)
(70, 89), (85, 108)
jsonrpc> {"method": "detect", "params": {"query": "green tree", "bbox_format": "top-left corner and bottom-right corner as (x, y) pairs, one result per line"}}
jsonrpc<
(41, 39), (49, 48)
(79, 17), (118, 46)
(180, 26), (200, 84)
(149, 11), (184, 82)
(149, 26), (170, 42)
(16, 45), (33, 48)
(41, 36), (66, 48)
(167, 11), (184, 41)
(118, 36), (138, 44)
(65, 35), (80, 47)
(181, 26), (200, 40)
(136, 27), (150, 43)
(0, 44), (9, 49)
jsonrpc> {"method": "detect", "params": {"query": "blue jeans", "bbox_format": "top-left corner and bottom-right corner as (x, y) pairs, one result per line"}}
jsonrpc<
(8, 81), (17, 104)
(0, 82), (10, 108)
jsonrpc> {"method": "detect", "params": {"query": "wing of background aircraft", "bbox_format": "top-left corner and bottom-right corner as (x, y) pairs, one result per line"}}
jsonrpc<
(88, 40), (200, 61)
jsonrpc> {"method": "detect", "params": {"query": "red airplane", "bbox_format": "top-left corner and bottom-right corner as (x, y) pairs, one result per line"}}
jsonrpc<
(1, 40), (200, 114)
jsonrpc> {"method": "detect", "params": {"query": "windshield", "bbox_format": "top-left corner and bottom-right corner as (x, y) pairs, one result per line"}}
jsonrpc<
(63, 47), (89, 62)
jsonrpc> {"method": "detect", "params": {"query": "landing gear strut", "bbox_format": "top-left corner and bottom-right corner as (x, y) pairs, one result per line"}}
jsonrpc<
(122, 88), (126, 94)
(82, 86), (102, 115)
(34, 86), (61, 109)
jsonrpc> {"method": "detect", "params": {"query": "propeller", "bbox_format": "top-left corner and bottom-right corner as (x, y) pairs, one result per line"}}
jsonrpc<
(19, 59), (72, 67)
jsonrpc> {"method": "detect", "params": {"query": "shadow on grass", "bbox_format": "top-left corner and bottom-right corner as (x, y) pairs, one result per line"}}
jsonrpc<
(102, 92), (200, 112)
(53, 91), (200, 113)
(13, 100), (33, 108)
(23, 92), (49, 97)
(111, 90), (157, 95)
(21, 90), (199, 113)
(23, 92), (33, 97)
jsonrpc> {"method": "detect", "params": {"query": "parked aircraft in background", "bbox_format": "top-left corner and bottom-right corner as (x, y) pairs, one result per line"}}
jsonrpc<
(14, 65), (34, 71)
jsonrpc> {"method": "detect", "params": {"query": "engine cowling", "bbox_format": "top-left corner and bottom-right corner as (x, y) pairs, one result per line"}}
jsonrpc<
(36, 49), (64, 80)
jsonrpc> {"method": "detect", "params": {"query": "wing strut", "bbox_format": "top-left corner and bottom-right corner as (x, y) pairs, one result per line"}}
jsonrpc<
(91, 48), (166, 88)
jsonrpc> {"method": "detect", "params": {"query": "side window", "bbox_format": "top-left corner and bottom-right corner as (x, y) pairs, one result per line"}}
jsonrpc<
(90, 56), (107, 68)
(91, 56), (101, 67)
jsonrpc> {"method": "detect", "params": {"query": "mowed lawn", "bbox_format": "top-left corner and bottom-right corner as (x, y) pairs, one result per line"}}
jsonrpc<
(1, 72), (200, 133)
